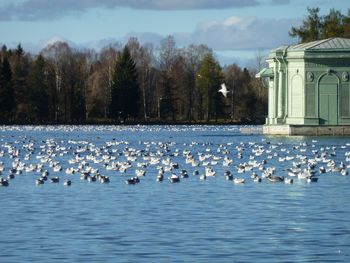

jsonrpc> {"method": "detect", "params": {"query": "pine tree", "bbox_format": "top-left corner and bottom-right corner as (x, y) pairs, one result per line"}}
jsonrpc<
(343, 9), (350, 38)
(290, 7), (350, 43)
(0, 56), (15, 122)
(196, 53), (223, 122)
(322, 9), (344, 38)
(13, 44), (31, 122)
(159, 71), (176, 121)
(289, 7), (322, 43)
(110, 46), (139, 121)
(28, 54), (49, 122)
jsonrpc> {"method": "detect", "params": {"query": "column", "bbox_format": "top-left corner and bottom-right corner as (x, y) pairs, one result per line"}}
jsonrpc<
(277, 70), (284, 118)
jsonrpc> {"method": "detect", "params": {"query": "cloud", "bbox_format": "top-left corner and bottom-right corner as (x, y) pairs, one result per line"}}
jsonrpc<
(270, 0), (290, 4)
(9, 15), (299, 53)
(176, 16), (298, 50)
(0, 0), (260, 21)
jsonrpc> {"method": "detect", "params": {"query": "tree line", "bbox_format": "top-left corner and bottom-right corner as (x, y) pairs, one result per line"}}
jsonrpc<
(0, 36), (267, 124)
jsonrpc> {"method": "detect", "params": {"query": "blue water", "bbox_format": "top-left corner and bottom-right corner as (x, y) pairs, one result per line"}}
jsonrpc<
(0, 125), (350, 263)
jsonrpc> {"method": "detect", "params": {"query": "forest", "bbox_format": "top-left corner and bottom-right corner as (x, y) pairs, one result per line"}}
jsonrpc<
(0, 7), (349, 124)
(0, 37), (266, 124)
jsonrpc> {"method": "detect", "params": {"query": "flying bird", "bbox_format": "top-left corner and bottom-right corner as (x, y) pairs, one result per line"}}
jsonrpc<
(218, 83), (229, 97)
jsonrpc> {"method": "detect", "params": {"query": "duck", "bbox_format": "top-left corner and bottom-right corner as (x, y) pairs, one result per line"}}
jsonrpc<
(340, 169), (348, 176)
(319, 166), (326, 174)
(100, 176), (110, 183)
(180, 170), (189, 178)
(125, 177), (140, 185)
(168, 174), (180, 183)
(0, 177), (9, 187)
(135, 169), (146, 177)
(50, 177), (60, 183)
(7, 173), (15, 180)
(36, 178), (45, 185)
(225, 171), (233, 181)
(64, 179), (72, 186)
(250, 172), (258, 179)
(87, 175), (97, 182)
(156, 173), (164, 182)
(234, 178), (245, 184)
(199, 174), (206, 180)
(266, 174), (284, 182)
(253, 176), (262, 183)
(307, 176), (318, 183)
(284, 178), (293, 184)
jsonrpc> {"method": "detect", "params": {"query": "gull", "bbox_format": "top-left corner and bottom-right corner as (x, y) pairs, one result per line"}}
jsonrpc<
(218, 83), (230, 97)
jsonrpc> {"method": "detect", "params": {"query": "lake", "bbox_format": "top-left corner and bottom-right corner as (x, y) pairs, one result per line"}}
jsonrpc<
(0, 125), (350, 263)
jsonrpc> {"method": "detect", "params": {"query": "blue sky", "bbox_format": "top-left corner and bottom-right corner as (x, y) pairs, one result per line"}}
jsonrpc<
(0, 0), (349, 66)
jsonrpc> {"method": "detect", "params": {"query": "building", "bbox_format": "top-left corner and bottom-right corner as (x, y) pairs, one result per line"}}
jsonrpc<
(257, 37), (350, 135)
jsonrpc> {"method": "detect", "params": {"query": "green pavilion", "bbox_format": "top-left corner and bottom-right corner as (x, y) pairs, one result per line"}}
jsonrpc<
(257, 37), (350, 135)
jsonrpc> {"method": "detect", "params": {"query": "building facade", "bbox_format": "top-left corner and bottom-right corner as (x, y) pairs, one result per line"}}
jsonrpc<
(258, 38), (350, 135)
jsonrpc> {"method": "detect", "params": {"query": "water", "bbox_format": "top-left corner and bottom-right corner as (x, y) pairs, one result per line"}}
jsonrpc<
(0, 125), (350, 262)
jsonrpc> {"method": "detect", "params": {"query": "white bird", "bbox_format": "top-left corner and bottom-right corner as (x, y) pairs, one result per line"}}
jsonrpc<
(218, 83), (230, 97)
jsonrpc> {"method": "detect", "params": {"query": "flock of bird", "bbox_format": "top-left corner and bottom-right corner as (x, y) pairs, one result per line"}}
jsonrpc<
(0, 128), (349, 189)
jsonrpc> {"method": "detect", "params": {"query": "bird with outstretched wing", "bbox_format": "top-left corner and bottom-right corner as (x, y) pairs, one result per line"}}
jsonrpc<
(218, 83), (229, 97)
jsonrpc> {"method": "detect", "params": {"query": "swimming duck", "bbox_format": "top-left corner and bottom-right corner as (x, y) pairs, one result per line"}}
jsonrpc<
(0, 177), (9, 187)
(168, 174), (180, 183)
(36, 178), (45, 185)
(64, 179), (72, 186)
(284, 178), (293, 184)
(266, 175), (284, 182)
(199, 174), (206, 180)
(234, 178), (245, 184)
(225, 171), (233, 181)
(125, 177), (140, 185)
(307, 176), (318, 183)
(50, 177), (60, 183)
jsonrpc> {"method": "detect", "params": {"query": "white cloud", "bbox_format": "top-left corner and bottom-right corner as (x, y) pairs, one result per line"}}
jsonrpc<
(3, 15), (299, 67)
(176, 16), (298, 50)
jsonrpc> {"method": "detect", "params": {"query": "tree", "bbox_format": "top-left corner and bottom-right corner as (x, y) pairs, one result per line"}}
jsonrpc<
(322, 9), (344, 38)
(158, 35), (178, 121)
(180, 44), (212, 121)
(196, 53), (223, 122)
(95, 44), (120, 118)
(41, 41), (72, 122)
(0, 56), (15, 122)
(342, 9), (350, 38)
(12, 44), (32, 122)
(290, 7), (322, 43)
(110, 46), (139, 121)
(290, 7), (350, 43)
(28, 54), (49, 122)
(138, 43), (155, 121)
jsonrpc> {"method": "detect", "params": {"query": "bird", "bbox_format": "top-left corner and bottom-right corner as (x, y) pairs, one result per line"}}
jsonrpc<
(64, 179), (72, 186)
(218, 83), (230, 97)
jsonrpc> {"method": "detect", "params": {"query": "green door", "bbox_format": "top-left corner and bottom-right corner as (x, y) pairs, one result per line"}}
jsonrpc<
(319, 84), (338, 125)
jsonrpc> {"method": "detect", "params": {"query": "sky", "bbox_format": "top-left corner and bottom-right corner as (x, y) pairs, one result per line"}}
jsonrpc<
(0, 0), (349, 66)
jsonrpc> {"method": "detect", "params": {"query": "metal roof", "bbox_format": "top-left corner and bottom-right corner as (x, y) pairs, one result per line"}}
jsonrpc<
(255, 68), (274, 78)
(288, 38), (350, 51)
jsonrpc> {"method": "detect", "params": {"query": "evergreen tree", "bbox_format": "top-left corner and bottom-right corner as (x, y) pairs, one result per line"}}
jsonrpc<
(28, 54), (49, 122)
(159, 71), (176, 121)
(196, 54), (223, 122)
(12, 44), (32, 122)
(110, 46), (139, 121)
(290, 7), (350, 43)
(0, 56), (15, 122)
(289, 7), (322, 43)
(322, 9), (344, 38)
(343, 9), (350, 38)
